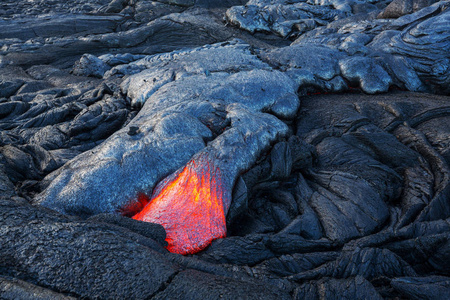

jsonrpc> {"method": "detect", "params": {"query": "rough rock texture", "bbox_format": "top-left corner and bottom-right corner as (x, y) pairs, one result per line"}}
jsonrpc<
(0, 276), (76, 300)
(391, 276), (450, 299)
(257, 0), (450, 94)
(0, 197), (177, 299)
(1, 0), (449, 298)
(35, 40), (298, 217)
(153, 269), (290, 300)
(378, 0), (439, 18)
(226, 2), (348, 38)
(294, 276), (384, 300)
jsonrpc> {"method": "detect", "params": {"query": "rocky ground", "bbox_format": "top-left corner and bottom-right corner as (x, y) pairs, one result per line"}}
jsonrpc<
(1, 0), (449, 299)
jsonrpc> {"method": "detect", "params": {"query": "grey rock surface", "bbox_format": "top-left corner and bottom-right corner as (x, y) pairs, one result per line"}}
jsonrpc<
(294, 276), (384, 300)
(0, 197), (177, 299)
(35, 40), (297, 216)
(391, 276), (450, 300)
(256, 1), (450, 94)
(378, 0), (439, 18)
(152, 269), (290, 300)
(0, 276), (76, 300)
(226, 2), (348, 38)
(71, 53), (110, 78)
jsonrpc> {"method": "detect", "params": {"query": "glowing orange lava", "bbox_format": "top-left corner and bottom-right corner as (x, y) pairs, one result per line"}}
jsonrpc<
(132, 154), (231, 255)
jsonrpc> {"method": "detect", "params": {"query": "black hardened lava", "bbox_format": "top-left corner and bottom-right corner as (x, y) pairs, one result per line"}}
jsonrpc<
(1, 0), (449, 299)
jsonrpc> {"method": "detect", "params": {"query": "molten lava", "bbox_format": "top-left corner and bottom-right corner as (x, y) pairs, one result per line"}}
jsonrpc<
(132, 154), (231, 255)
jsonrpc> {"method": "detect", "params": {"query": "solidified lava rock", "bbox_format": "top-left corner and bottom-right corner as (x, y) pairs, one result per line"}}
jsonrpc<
(0, 197), (177, 299)
(1, 0), (449, 299)
(132, 104), (289, 254)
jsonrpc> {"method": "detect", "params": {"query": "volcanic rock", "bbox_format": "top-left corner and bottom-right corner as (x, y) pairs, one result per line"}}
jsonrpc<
(1, 0), (449, 298)
(378, 0), (439, 18)
(0, 197), (177, 299)
(391, 276), (450, 299)
(294, 276), (384, 300)
(35, 40), (298, 217)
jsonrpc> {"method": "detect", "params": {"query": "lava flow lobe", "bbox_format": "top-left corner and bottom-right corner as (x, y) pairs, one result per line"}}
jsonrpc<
(133, 154), (231, 255)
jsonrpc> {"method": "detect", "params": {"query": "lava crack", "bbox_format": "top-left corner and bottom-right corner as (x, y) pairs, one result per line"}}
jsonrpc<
(133, 154), (230, 255)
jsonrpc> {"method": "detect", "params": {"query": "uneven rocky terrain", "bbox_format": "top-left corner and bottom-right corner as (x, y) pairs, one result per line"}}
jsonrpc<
(1, 0), (449, 299)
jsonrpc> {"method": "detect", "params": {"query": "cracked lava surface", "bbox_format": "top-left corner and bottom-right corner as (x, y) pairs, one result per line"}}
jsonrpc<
(133, 154), (230, 255)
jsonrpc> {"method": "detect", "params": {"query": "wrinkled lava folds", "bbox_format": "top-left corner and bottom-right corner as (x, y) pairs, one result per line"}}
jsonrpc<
(133, 154), (231, 255)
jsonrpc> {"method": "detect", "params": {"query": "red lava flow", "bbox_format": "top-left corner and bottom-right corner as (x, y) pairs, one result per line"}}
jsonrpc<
(132, 156), (231, 255)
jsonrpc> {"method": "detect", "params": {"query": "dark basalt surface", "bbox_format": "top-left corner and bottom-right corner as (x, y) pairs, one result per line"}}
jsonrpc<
(1, 0), (449, 299)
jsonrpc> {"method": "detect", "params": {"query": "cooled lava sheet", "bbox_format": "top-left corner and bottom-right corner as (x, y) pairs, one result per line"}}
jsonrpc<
(1, 0), (449, 299)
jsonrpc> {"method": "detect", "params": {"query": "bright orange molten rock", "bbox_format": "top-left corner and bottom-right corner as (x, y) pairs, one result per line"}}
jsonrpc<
(132, 155), (231, 255)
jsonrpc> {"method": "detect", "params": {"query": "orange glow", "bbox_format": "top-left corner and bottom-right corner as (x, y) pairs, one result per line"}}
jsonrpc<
(132, 154), (231, 255)
(120, 193), (151, 217)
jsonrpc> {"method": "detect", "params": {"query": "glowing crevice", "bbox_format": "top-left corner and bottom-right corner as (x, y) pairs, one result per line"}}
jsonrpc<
(132, 153), (231, 255)
(132, 104), (289, 255)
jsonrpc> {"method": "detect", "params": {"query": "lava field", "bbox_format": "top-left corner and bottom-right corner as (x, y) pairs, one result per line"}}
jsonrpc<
(0, 0), (449, 299)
